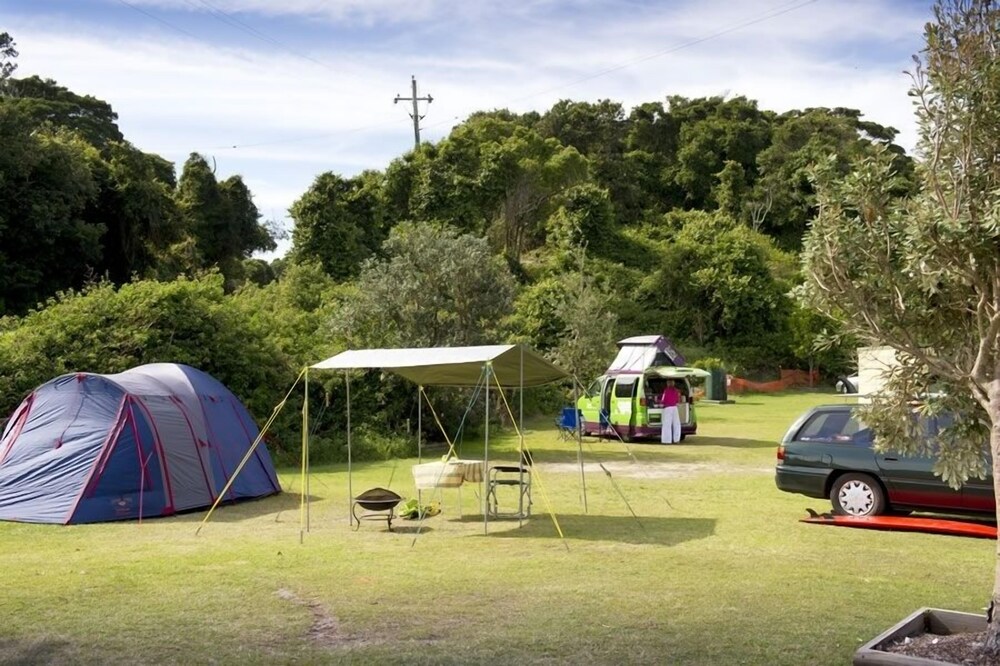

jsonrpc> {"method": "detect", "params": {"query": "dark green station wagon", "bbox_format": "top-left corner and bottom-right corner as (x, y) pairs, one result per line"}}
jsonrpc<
(774, 404), (994, 516)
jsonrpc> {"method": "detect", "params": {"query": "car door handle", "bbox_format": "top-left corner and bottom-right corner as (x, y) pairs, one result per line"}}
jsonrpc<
(883, 456), (898, 461)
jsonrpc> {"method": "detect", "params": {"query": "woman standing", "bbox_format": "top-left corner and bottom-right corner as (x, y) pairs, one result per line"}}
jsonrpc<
(659, 380), (681, 444)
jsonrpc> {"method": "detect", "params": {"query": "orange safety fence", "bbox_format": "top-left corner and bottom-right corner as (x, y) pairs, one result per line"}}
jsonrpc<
(727, 369), (819, 394)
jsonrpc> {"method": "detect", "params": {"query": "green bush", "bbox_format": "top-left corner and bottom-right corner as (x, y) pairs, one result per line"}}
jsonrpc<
(692, 356), (725, 371)
(0, 274), (305, 457)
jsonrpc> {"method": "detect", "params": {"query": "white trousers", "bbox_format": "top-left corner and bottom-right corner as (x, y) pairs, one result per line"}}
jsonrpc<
(661, 406), (681, 444)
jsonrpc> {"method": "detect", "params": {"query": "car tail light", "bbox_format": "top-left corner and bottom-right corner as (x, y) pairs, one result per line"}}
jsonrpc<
(639, 396), (647, 407)
(776, 445), (785, 461)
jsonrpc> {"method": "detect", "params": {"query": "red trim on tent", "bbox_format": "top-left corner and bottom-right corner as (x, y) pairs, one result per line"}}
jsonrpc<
(66, 396), (128, 524)
(0, 393), (34, 465)
(125, 405), (151, 491)
(169, 395), (215, 502)
(125, 402), (161, 520)
(130, 396), (176, 513)
(125, 404), (146, 522)
(801, 513), (997, 539)
(228, 397), (280, 494)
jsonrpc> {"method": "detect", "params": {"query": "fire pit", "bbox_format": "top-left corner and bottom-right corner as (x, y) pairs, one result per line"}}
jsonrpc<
(351, 487), (403, 531)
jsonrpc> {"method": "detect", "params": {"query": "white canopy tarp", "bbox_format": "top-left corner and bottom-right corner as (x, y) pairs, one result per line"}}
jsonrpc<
(309, 344), (576, 534)
(312, 344), (568, 387)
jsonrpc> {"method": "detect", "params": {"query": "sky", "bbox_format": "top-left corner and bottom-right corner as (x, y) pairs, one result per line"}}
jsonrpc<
(1, 0), (934, 256)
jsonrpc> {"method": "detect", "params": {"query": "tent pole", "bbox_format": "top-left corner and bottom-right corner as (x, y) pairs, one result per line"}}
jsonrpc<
(346, 370), (353, 527)
(574, 378), (587, 513)
(483, 362), (490, 535)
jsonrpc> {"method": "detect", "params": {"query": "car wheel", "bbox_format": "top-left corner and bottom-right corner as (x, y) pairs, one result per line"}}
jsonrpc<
(830, 473), (886, 516)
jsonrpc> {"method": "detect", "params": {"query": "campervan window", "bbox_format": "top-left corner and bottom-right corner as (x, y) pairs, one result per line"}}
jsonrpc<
(646, 377), (665, 402)
(585, 379), (602, 397)
(613, 377), (636, 398)
(645, 377), (688, 402)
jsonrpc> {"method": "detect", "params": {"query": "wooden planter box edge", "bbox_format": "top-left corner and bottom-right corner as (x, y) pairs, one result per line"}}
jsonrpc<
(853, 607), (988, 665)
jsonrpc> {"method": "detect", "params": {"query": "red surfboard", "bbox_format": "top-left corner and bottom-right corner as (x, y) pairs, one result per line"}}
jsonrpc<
(801, 512), (997, 539)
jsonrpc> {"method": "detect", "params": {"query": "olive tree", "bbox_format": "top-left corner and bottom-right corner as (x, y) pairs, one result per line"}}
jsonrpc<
(333, 221), (516, 349)
(801, 0), (1000, 653)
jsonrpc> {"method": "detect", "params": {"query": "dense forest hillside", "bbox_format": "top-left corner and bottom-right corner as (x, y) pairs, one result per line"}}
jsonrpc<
(0, 31), (913, 461)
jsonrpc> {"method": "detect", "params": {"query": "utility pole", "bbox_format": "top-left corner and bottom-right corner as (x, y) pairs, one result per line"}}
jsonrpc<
(394, 75), (433, 150)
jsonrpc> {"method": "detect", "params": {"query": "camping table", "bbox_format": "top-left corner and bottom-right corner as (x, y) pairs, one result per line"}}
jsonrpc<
(410, 460), (484, 517)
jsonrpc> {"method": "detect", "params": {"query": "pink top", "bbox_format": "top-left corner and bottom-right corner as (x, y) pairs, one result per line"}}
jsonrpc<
(659, 385), (681, 407)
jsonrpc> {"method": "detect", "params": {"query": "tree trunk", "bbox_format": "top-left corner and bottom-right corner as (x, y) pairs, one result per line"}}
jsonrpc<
(985, 387), (1000, 655)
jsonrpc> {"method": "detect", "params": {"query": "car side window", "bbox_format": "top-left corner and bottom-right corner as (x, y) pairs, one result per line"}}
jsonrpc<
(928, 412), (954, 435)
(796, 411), (867, 443)
(613, 377), (636, 398)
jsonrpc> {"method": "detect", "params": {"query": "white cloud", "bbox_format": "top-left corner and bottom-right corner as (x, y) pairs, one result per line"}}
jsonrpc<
(7, 0), (933, 257)
(101, 0), (480, 25)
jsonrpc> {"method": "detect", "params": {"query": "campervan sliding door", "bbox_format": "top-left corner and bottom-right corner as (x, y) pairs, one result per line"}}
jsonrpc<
(611, 376), (637, 430)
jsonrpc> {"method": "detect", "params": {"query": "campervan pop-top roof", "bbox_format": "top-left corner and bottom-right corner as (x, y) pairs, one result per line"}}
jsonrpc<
(606, 336), (686, 375)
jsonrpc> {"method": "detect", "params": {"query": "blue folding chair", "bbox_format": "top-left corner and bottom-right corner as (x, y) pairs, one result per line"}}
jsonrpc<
(555, 407), (580, 440)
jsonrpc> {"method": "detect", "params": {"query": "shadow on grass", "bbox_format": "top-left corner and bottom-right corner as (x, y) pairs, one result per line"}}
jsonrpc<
(0, 637), (74, 664)
(167, 492), (324, 524)
(454, 514), (716, 546)
(387, 524), (436, 535)
(696, 437), (776, 450)
(501, 442), (705, 464)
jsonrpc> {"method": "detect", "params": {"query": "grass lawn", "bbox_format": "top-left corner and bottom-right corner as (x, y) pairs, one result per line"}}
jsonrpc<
(1, 390), (994, 665)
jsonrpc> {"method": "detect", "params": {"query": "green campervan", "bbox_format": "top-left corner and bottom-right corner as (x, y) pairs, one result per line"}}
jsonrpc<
(576, 336), (709, 442)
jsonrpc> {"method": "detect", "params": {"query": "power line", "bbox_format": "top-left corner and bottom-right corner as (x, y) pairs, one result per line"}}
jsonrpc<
(119, 0), (364, 86)
(185, 0), (344, 74)
(513, 0), (821, 104)
(422, 0), (821, 132)
(115, 0), (205, 42)
(204, 113), (400, 151)
(130, 0), (822, 152)
(116, 0), (406, 153)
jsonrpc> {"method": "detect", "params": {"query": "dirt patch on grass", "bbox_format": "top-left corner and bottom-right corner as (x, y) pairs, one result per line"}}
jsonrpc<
(276, 588), (374, 649)
(0, 637), (76, 665)
(539, 461), (771, 479)
(275, 589), (461, 652)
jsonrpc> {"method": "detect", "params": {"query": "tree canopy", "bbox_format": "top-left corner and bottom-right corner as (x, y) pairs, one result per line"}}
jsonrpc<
(801, 0), (1000, 654)
(0, 26), (926, 462)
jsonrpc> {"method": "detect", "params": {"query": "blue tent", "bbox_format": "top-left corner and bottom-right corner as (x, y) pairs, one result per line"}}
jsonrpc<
(0, 363), (280, 524)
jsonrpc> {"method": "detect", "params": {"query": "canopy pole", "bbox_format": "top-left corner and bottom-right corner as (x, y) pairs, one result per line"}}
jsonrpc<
(417, 384), (423, 507)
(574, 378), (587, 513)
(346, 370), (353, 527)
(299, 368), (309, 542)
(483, 361), (491, 535)
(305, 367), (311, 534)
(518, 345), (525, 527)
(198, 369), (304, 536)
